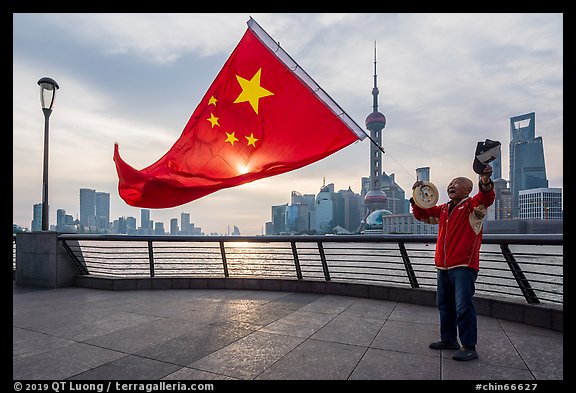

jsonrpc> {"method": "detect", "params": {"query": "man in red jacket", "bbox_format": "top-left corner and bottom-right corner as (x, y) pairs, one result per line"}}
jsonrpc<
(410, 165), (495, 361)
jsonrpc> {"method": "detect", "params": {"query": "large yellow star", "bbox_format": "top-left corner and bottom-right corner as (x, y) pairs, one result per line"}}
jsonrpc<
(245, 133), (258, 147)
(207, 113), (219, 128)
(233, 68), (274, 114)
(225, 132), (239, 146)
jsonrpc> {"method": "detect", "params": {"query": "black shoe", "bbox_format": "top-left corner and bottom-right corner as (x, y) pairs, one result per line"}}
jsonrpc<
(429, 340), (460, 350)
(452, 347), (479, 361)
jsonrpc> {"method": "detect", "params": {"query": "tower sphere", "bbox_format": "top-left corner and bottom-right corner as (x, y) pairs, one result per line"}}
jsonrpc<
(364, 189), (387, 210)
(365, 111), (387, 129)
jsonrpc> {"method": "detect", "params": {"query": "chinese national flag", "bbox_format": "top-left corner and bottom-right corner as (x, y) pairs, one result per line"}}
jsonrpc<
(114, 18), (365, 208)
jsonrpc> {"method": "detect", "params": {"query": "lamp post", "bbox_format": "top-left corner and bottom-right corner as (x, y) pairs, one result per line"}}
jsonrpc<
(37, 77), (59, 231)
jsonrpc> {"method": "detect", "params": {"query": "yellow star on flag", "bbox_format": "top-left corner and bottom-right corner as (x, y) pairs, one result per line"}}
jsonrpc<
(208, 96), (218, 106)
(245, 133), (258, 147)
(233, 68), (274, 114)
(207, 113), (219, 128)
(225, 132), (239, 146)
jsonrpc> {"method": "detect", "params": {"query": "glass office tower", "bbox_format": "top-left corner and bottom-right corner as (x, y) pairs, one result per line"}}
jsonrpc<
(509, 112), (548, 217)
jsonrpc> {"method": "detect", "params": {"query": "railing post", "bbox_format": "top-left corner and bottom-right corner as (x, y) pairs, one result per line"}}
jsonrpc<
(500, 243), (540, 304)
(291, 241), (303, 280)
(61, 239), (89, 275)
(317, 242), (331, 281)
(147, 240), (155, 278)
(398, 241), (419, 288)
(219, 241), (229, 277)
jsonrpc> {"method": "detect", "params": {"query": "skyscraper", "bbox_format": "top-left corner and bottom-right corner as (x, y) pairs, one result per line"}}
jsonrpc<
(126, 216), (137, 234)
(170, 218), (179, 235)
(140, 209), (151, 234)
(271, 204), (288, 234)
(518, 188), (562, 220)
(509, 112), (548, 217)
(492, 178), (513, 220)
(491, 154), (502, 180)
(333, 187), (361, 233)
(79, 188), (96, 228)
(181, 212), (190, 235)
(95, 191), (110, 231)
(315, 184), (334, 234)
(31, 203), (42, 232)
(381, 173), (408, 214)
(416, 167), (430, 182)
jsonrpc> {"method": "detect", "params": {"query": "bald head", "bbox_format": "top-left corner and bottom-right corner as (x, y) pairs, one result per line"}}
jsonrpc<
(453, 177), (473, 191)
(447, 177), (473, 203)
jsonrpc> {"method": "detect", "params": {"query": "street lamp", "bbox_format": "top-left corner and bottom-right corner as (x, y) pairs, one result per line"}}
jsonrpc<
(37, 77), (59, 231)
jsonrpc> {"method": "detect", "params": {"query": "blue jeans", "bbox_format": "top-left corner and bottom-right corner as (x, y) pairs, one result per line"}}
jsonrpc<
(436, 267), (478, 348)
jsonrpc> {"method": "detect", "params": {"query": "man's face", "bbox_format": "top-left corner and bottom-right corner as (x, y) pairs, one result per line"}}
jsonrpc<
(447, 177), (472, 201)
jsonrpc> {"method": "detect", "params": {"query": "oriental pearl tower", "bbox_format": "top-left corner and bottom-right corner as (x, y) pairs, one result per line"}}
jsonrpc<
(363, 43), (387, 218)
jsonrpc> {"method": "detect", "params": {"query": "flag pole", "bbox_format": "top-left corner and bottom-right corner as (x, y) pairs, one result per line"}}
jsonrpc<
(364, 133), (386, 154)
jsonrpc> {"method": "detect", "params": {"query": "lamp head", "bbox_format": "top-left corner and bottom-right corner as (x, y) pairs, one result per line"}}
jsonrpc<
(37, 77), (59, 111)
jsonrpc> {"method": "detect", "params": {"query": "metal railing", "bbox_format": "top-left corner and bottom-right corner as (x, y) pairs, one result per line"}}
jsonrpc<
(19, 233), (561, 305)
(13, 233), (563, 305)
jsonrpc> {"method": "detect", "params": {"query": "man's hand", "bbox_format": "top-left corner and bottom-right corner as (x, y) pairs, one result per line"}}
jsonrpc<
(480, 164), (493, 184)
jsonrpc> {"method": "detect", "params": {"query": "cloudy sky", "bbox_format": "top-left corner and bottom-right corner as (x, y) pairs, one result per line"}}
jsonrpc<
(13, 13), (563, 235)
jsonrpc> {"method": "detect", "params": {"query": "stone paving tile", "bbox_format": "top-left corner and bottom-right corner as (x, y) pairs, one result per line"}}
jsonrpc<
(110, 298), (201, 318)
(175, 289), (283, 302)
(473, 328), (529, 370)
(531, 370), (564, 380)
(268, 292), (325, 310)
(507, 332), (563, 377)
(13, 327), (76, 360)
(442, 357), (535, 380)
(349, 347), (440, 380)
(258, 310), (336, 338)
(12, 342), (125, 380)
(477, 314), (505, 331)
(14, 307), (160, 342)
(169, 304), (245, 324)
(189, 331), (305, 380)
(500, 319), (563, 338)
(136, 320), (257, 366)
(256, 338), (366, 380)
(297, 294), (356, 314)
(228, 303), (298, 326)
(340, 297), (397, 320)
(370, 319), (440, 357)
(310, 313), (385, 347)
(68, 354), (181, 380)
(13, 285), (116, 309)
(84, 317), (210, 354)
(388, 302), (440, 324)
(162, 367), (237, 380)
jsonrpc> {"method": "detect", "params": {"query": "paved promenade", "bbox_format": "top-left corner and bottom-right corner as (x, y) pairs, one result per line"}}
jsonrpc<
(13, 282), (563, 381)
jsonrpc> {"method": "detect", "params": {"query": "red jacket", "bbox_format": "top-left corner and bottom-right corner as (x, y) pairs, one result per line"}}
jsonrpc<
(411, 183), (495, 271)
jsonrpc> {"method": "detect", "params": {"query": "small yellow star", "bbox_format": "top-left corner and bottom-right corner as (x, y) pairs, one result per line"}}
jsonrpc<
(233, 68), (274, 114)
(225, 132), (239, 146)
(208, 96), (217, 106)
(245, 133), (258, 147)
(207, 113), (219, 128)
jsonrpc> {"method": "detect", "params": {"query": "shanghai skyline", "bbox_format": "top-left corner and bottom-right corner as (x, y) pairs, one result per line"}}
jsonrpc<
(13, 13), (563, 235)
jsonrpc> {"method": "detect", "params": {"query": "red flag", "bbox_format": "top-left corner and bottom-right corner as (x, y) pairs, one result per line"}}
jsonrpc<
(114, 18), (365, 208)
